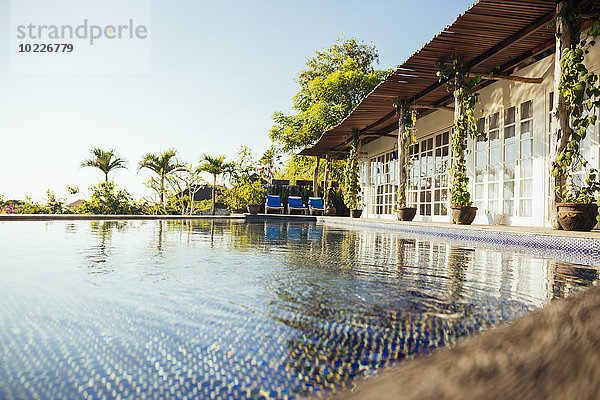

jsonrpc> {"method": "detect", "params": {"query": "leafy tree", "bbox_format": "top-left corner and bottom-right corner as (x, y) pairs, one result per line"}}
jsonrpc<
(81, 147), (127, 182)
(257, 146), (280, 183)
(165, 164), (205, 215)
(198, 154), (233, 214)
(228, 146), (257, 185)
(139, 149), (186, 213)
(269, 37), (389, 154)
(275, 155), (313, 184)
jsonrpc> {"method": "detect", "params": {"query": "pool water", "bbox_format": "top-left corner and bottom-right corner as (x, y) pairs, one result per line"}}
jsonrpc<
(0, 220), (597, 399)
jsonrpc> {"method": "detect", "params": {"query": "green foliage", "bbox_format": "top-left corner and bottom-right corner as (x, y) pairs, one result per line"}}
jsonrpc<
(81, 147), (127, 182)
(392, 99), (418, 208)
(270, 37), (389, 153)
(198, 154), (234, 213)
(139, 149), (186, 212)
(76, 182), (143, 215)
(223, 178), (266, 209)
(257, 147), (280, 183)
(10, 196), (46, 214)
(327, 186), (350, 216)
(276, 155), (315, 184)
(228, 146), (257, 185)
(45, 190), (67, 214)
(342, 132), (360, 210)
(553, 11), (600, 207)
(437, 51), (485, 207)
(198, 154), (233, 179)
(561, 170), (600, 204)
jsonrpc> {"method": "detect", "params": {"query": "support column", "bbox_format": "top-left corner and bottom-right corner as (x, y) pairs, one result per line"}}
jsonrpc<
(323, 153), (330, 206)
(313, 156), (321, 197)
(549, 1), (572, 229)
(397, 105), (407, 207)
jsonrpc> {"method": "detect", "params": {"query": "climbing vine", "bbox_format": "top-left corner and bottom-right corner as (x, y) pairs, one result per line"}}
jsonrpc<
(392, 98), (418, 208)
(436, 51), (484, 207)
(552, 3), (600, 206)
(343, 131), (360, 210)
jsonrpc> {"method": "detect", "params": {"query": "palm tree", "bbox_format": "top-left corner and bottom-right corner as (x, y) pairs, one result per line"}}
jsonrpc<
(139, 149), (186, 212)
(81, 147), (127, 182)
(198, 154), (233, 214)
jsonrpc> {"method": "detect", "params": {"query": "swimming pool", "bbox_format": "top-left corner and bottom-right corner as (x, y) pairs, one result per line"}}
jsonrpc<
(0, 220), (596, 399)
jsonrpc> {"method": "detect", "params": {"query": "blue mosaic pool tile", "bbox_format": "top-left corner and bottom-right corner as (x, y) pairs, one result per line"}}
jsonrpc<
(321, 219), (600, 267)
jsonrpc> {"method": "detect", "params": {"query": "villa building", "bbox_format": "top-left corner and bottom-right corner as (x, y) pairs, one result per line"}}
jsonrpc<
(300, 0), (600, 228)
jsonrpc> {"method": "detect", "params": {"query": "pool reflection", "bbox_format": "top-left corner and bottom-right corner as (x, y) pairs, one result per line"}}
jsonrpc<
(1, 220), (597, 399)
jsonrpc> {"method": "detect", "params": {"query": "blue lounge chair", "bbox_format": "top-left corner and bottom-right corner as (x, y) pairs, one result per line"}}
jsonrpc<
(286, 223), (303, 241)
(264, 222), (284, 242)
(287, 196), (307, 215)
(265, 195), (284, 214)
(308, 197), (325, 215)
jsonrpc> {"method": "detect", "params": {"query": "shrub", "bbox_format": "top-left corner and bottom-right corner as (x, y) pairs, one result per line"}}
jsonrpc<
(76, 182), (144, 215)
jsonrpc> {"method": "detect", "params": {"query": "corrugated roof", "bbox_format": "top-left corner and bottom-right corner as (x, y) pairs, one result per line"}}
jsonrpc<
(299, 0), (564, 157)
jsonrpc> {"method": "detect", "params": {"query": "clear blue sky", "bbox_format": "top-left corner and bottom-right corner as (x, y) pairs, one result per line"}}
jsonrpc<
(0, 0), (474, 202)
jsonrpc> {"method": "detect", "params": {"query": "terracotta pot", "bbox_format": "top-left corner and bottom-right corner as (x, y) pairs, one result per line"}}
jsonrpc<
(396, 207), (417, 221)
(350, 209), (363, 218)
(556, 203), (598, 232)
(247, 204), (261, 214)
(451, 206), (477, 225)
(325, 206), (337, 216)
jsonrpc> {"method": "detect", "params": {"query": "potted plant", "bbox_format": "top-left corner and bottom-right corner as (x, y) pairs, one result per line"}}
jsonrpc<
(343, 131), (362, 218)
(437, 52), (485, 225)
(393, 100), (417, 221)
(555, 172), (600, 231)
(551, 12), (600, 231)
(325, 186), (337, 216)
(236, 178), (266, 214)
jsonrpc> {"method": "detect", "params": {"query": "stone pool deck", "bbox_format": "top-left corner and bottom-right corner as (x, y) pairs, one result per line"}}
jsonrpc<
(330, 282), (600, 400)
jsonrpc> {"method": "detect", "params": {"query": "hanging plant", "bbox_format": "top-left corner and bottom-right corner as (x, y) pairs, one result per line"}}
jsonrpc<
(436, 51), (484, 208)
(391, 97), (418, 209)
(343, 131), (361, 211)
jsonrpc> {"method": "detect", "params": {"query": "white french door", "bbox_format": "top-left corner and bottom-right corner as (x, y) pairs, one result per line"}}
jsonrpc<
(473, 100), (534, 225)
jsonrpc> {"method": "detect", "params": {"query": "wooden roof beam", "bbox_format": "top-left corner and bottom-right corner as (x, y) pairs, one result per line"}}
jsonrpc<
(407, 9), (555, 105)
(469, 73), (543, 84)
(411, 103), (454, 111)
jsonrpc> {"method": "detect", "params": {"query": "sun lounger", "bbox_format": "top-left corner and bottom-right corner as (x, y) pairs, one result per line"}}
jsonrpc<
(308, 197), (325, 215)
(287, 196), (307, 215)
(265, 195), (284, 214)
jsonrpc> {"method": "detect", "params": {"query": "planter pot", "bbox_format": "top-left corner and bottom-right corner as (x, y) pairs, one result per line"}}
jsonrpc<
(325, 206), (337, 216)
(556, 203), (599, 232)
(396, 207), (417, 221)
(350, 209), (363, 218)
(247, 204), (261, 215)
(451, 206), (477, 225)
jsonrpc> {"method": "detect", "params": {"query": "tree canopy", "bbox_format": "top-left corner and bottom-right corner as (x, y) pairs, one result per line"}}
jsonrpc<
(269, 37), (389, 154)
(81, 147), (127, 182)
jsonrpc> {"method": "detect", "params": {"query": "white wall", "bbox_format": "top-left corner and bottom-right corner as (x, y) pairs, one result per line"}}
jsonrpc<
(360, 47), (600, 227)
